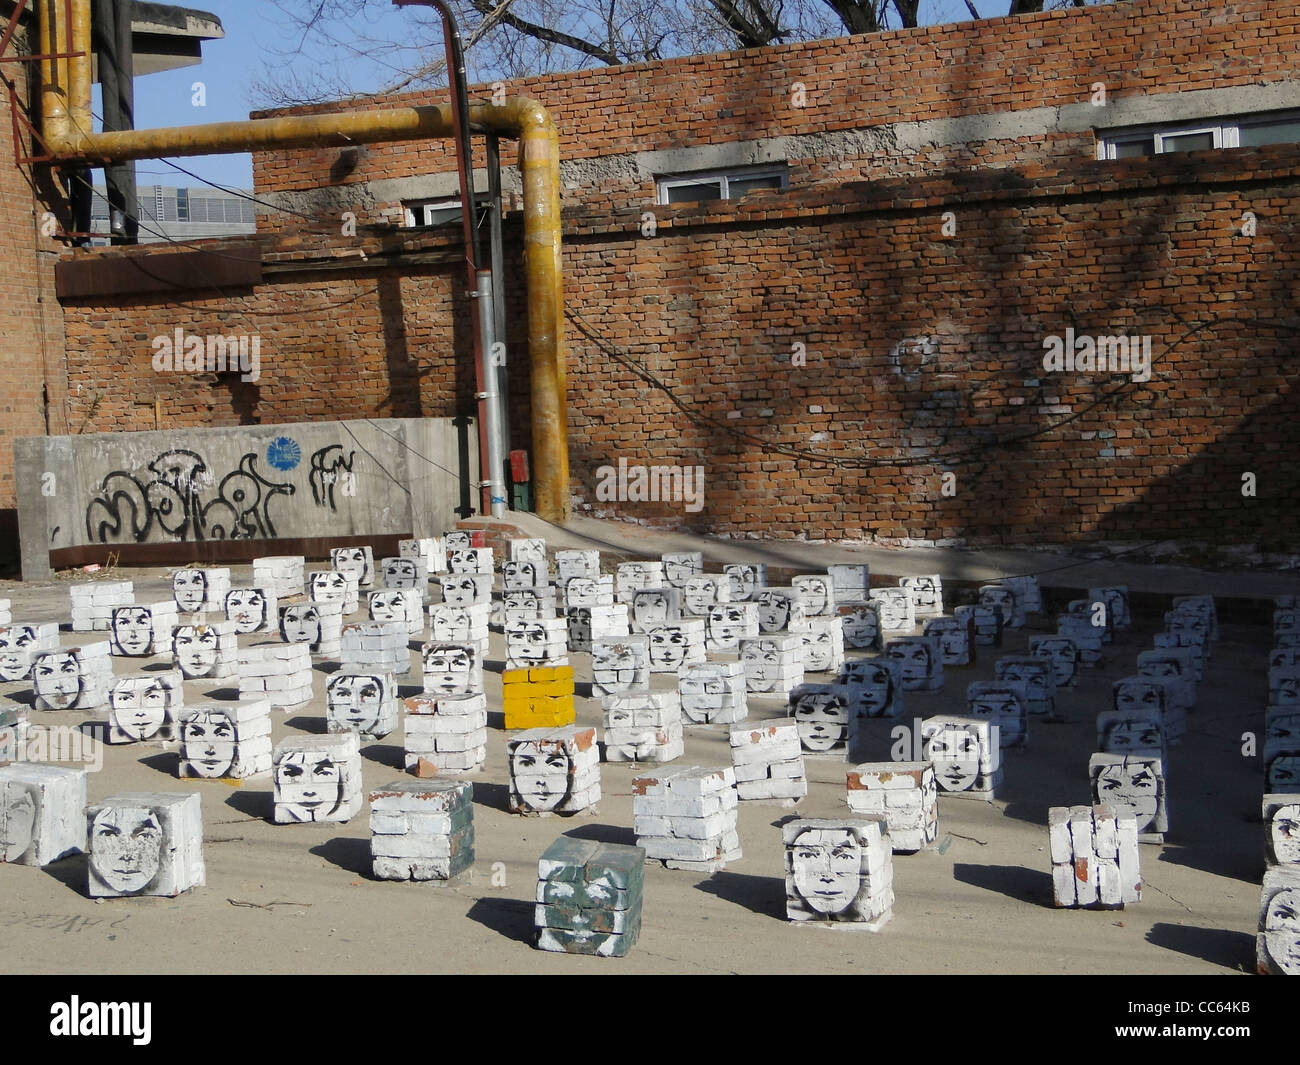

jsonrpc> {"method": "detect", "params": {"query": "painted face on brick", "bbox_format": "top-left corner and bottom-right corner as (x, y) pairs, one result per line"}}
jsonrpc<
(226, 589), (268, 633)
(683, 578), (721, 615)
(442, 577), (480, 608)
(757, 592), (792, 632)
(384, 558), (420, 588)
(505, 590), (545, 618)
(0, 626), (38, 681)
(448, 549), (479, 574)
(1264, 887), (1300, 975)
(707, 605), (749, 647)
(310, 571), (349, 601)
(791, 827), (861, 916)
(841, 607), (879, 649)
(173, 625), (219, 677)
(566, 608), (592, 648)
(648, 626), (689, 670)
(423, 644), (477, 695)
(333, 547), (372, 586)
(725, 566), (757, 601)
(841, 661), (894, 716)
(801, 629), (836, 673)
(663, 558), (697, 586)
(1115, 679), (1166, 716)
(632, 591), (671, 628)
(1168, 613), (1208, 641)
(1094, 759), (1159, 833)
(368, 591), (408, 625)
(997, 662), (1048, 697)
(1268, 753), (1300, 793)
(510, 740), (570, 812)
(1033, 638), (1077, 686)
(327, 673), (384, 732)
(173, 570), (208, 612)
(0, 782), (37, 863)
(565, 577), (600, 608)
(1270, 805), (1300, 865)
(925, 619), (966, 662)
(679, 665), (732, 720)
(111, 677), (170, 741)
(593, 643), (644, 691)
(276, 751), (344, 822)
(431, 607), (473, 643)
(281, 604), (322, 648)
(90, 806), (162, 894)
(1103, 720), (1163, 755)
(514, 623), (551, 661)
(908, 577), (939, 610)
(968, 687), (1019, 725)
(742, 639), (789, 693)
(1275, 676), (1300, 707)
(794, 578), (830, 615)
(873, 594), (908, 630)
(792, 691), (848, 752)
(887, 640), (932, 681)
(181, 709), (237, 777)
(112, 607), (155, 656)
(926, 726), (982, 792)
(504, 561), (539, 587)
(33, 651), (84, 710)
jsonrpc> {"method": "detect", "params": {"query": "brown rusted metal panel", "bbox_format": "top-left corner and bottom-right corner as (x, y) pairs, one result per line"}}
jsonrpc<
(55, 246), (262, 299)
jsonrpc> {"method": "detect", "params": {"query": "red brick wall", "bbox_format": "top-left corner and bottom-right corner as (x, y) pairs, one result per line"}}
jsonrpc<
(251, 0), (1300, 226)
(0, 16), (69, 522)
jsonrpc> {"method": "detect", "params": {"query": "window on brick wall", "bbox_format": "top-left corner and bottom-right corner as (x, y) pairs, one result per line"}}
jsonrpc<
(1098, 111), (1300, 159)
(656, 165), (788, 205)
(403, 196), (490, 228)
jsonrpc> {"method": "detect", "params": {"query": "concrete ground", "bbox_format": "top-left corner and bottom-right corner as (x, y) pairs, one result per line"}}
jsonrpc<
(0, 519), (1289, 974)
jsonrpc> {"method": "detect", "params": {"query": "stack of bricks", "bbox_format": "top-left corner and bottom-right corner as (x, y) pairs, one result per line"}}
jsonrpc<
(705, 603), (759, 653)
(1137, 648), (1199, 709)
(796, 616), (846, 675)
(502, 665), (576, 729)
(86, 792), (205, 898)
(331, 545), (376, 588)
(899, 574), (944, 619)
(756, 588), (806, 634)
(252, 555), (304, 602)
(955, 603), (1003, 647)
(273, 733), (363, 823)
(603, 691), (684, 763)
(381, 556), (430, 600)
(839, 658), (906, 725)
(1088, 752), (1168, 843)
(966, 680), (1029, 748)
(740, 635), (805, 697)
(723, 563), (767, 601)
(555, 549), (601, 583)
(508, 537), (548, 567)
(994, 655), (1057, 717)
(783, 817), (894, 931)
(224, 587), (279, 636)
(446, 546), (493, 576)
(400, 536), (447, 576)
(633, 766), (740, 872)
(1258, 867), (1300, 975)
(309, 569), (359, 615)
(0, 622), (60, 682)
(507, 726), (601, 815)
(1096, 709), (1168, 763)
(429, 603), (491, 653)
(566, 603), (629, 654)
(591, 636), (651, 698)
(1114, 675), (1186, 744)
(840, 603), (883, 652)
(868, 588), (914, 635)
(238, 642), (314, 710)
(33, 644), (113, 712)
(503, 559), (550, 594)
(922, 716), (1001, 800)
(1049, 804), (1141, 908)
(421, 641), (483, 696)
(503, 586), (559, 625)
(368, 588), (424, 636)
(923, 615), (974, 667)
(792, 575), (836, 617)
(1067, 598), (1112, 645)
(1056, 613), (1104, 665)
(341, 621), (409, 675)
(70, 581), (133, 631)
(617, 561), (664, 603)
(404, 692), (489, 774)
(505, 617), (569, 670)
(561, 573), (616, 611)
(534, 837), (644, 957)
(884, 634), (943, 692)
(647, 620), (706, 673)
(679, 659), (748, 724)
(729, 719), (807, 803)
(369, 779), (474, 881)
(681, 575), (731, 618)
(172, 567), (231, 614)
(846, 762), (938, 853)
(172, 621), (239, 680)
(1028, 634), (1081, 688)
(1003, 575), (1044, 616)
(828, 564), (871, 606)
(0, 764), (85, 866)
(179, 700), (273, 779)
(108, 671), (184, 744)
(109, 602), (179, 658)
(279, 599), (344, 658)
(978, 583), (1026, 629)
(788, 683), (851, 754)
(630, 587), (681, 635)
(325, 669), (400, 738)
(1089, 585), (1132, 632)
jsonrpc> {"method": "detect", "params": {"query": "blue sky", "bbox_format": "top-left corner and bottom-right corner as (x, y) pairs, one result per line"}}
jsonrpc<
(113, 0), (987, 192)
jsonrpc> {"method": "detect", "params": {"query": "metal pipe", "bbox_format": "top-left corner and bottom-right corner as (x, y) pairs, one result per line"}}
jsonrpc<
(476, 269), (506, 517)
(36, 0), (570, 523)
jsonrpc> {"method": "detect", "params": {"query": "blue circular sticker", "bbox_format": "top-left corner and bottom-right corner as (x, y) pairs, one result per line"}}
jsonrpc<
(266, 436), (302, 471)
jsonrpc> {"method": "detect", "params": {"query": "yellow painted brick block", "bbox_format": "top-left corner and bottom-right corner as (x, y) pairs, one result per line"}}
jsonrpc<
(504, 707), (575, 729)
(528, 665), (574, 683)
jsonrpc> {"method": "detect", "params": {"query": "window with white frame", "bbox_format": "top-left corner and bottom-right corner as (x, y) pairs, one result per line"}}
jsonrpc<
(1098, 110), (1300, 159)
(403, 196), (490, 228)
(656, 165), (788, 205)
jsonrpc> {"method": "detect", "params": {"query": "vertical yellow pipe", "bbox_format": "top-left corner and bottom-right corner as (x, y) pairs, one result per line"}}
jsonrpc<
(68, 0), (93, 140)
(38, 0), (69, 146)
